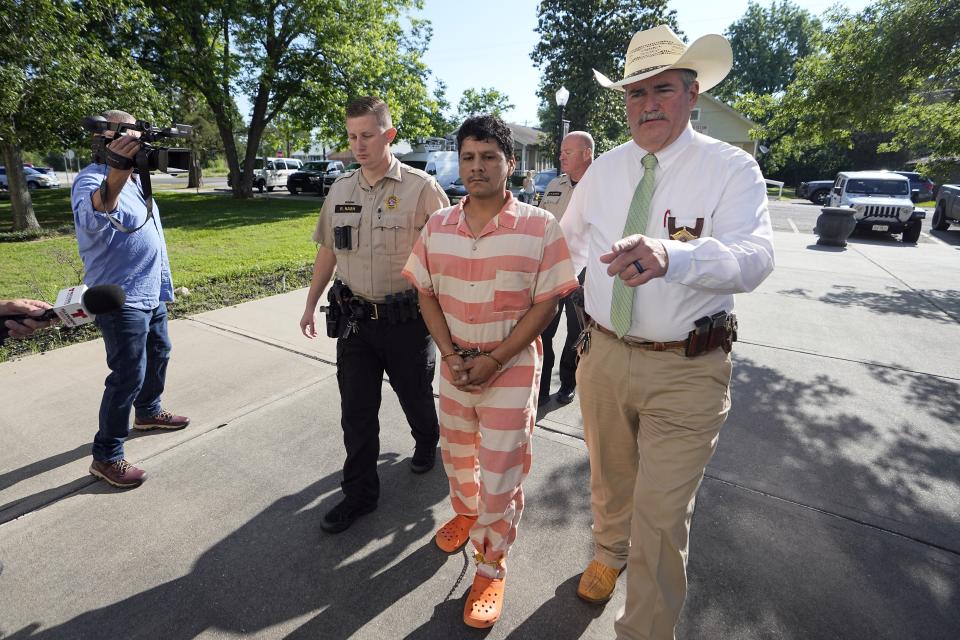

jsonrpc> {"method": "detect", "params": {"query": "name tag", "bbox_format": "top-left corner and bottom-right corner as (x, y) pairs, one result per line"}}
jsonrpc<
(334, 204), (362, 214)
(546, 191), (562, 197)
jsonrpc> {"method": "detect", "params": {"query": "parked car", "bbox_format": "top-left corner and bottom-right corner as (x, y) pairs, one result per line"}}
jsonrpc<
(0, 165), (60, 190)
(533, 168), (558, 204)
(931, 184), (960, 231)
(798, 179), (834, 205)
(400, 149), (459, 191)
(286, 160), (344, 195)
(828, 171), (926, 243)
(444, 177), (467, 204)
(24, 164), (55, 175)
(228, 157), (302, 193)
(887, 171), (936, 202)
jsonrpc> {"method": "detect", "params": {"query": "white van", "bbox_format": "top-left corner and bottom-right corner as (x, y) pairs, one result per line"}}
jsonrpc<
(254, 157), (302, 192)
(399, 150), (459, 191)
(227, 157), (303, 192)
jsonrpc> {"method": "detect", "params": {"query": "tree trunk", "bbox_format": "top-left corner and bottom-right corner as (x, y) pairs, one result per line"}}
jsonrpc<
(0, 141), (40, 231)
(187, 150), (202, 189)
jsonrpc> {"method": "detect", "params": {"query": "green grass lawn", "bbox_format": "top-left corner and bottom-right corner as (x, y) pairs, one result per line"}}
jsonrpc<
(1, 190), (321, 301)
(767, 185), (797, 200)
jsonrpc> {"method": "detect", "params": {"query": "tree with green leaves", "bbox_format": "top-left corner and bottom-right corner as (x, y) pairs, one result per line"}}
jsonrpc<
(260, 114), (312, 160)
(424, 79), (456, 137)
(712, 1), (820, 103)
(531, 0), (681, 157)
(120, 0), (436, 198)
(0, 0), (164, 231)
(763, 0), (959, 182)
(456, 88), (514, 120)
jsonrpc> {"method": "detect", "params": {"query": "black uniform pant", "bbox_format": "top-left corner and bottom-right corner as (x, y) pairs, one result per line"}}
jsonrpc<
(335, 316), (439, 507)
(539, 295), (583, 400)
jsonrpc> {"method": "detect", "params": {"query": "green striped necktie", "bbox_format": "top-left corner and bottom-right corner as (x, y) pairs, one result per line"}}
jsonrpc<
(610, 153), (658, 338)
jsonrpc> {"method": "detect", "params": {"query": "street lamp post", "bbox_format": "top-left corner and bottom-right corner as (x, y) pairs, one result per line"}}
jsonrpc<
(555, 86), (569, 172)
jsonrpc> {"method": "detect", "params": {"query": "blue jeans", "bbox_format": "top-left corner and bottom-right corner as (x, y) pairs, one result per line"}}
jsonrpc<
(93, 303), (171, 462)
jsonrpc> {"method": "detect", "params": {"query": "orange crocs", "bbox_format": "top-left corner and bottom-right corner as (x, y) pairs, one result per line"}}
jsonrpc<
(463, 574), (505, 628)
(435, 514), (476, 553)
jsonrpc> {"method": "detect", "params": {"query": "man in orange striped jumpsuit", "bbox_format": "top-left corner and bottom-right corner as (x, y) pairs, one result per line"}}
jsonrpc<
(402, 114), (578, 629)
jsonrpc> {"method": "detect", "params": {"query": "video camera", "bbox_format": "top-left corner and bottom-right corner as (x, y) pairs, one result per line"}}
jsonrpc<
(83, 115), (193, 173)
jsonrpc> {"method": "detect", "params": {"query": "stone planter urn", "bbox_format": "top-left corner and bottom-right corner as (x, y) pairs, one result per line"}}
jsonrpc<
(815, 207), (857, 247)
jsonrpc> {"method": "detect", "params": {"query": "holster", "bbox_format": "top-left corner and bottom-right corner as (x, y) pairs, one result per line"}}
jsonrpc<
(321, 280), (349, 338)
(686, 312), (737, 357)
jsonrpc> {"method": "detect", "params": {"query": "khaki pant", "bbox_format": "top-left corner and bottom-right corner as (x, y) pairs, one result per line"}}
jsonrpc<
(577, 328), (732, 640)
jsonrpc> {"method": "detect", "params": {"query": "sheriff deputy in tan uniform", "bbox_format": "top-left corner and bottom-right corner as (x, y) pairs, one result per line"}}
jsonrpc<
(300, 96), (450, 534)
(537, 131), (594, 406)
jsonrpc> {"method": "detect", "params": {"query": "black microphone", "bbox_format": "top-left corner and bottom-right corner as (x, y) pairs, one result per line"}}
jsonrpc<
(1, 285), (126, 338)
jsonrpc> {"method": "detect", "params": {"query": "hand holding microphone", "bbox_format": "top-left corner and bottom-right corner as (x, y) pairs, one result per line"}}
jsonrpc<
(0, 299), (56, 339)
(0, 284), (126, 340)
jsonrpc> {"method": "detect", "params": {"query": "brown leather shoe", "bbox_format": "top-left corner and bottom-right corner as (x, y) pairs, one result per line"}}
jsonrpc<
(577, 559), (622, 604)
(134, 409), (190, 431)
(89, 459), (146, 488)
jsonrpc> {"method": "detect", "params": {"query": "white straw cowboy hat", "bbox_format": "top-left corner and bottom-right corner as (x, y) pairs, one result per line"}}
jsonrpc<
(594, 25), (733, 93)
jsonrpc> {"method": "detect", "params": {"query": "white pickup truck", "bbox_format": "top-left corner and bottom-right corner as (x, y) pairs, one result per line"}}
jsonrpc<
(932, 184), (960, 231)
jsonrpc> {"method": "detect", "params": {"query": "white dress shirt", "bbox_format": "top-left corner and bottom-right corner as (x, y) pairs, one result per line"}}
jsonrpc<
(560, 124), (775, 342)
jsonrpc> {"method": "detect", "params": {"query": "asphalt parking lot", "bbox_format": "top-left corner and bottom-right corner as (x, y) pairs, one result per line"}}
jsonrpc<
(769, 198), (960, 247)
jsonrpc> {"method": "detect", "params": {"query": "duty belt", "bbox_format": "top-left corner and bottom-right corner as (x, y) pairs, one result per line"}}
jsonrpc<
(346, 291), (421, 324)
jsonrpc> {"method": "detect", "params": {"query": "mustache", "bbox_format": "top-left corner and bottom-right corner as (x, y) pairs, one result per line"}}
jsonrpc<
(639, 111), (666, 124)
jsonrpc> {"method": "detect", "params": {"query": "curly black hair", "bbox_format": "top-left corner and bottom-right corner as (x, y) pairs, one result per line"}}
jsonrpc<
(456, 114), (513, 160)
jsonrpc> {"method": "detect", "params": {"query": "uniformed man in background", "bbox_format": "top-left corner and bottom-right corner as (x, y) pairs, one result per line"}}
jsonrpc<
(300, 96), (450, 534)
(537, 131), (594, 406)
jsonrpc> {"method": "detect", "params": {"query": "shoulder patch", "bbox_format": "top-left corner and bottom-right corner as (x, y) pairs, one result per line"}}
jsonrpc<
(399, 165), (433, 182)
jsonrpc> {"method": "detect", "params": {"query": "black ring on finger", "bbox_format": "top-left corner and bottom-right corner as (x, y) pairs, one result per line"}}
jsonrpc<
(632, 259), (645, 275)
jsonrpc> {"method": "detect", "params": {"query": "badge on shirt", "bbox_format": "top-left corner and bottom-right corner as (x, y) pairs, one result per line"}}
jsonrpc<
(667, 217), (704, 242)
(386, 195), (399, 210)
(334, 204), (362, 214)
(546, 191), (562, 197)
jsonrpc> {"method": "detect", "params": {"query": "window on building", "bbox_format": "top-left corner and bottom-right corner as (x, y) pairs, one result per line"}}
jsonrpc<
(690, 108), (701, 122)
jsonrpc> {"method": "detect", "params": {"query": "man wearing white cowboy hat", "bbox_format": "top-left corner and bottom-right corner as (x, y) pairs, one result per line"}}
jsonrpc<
(560, 25), (774, 639)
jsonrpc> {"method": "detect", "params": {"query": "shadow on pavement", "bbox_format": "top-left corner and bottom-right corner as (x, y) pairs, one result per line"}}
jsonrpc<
(775, 284), (960, 322)
(6, 454), (451, 639)
(679, 355), (960, 638)
(0, 429), (198, 525)
(503, 576), (605, 640)
(929, 229), (960, 246)
(805, 243), (848, 252)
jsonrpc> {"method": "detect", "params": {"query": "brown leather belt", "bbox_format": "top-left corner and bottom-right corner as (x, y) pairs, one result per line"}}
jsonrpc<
(590, 322), (688, 352)
(588, 314), (736, 357)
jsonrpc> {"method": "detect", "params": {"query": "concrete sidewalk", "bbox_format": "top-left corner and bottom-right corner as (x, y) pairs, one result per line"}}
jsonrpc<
(1, 230), (958, 639)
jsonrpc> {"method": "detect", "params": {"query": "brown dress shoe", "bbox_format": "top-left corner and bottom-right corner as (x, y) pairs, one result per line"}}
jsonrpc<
(89, 459), (146, 488)
(577, 559), (622, 604)
(134, 409), (190, 431)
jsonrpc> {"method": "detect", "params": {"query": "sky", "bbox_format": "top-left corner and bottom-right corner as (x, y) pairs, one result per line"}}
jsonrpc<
(416, 0), (875, 127)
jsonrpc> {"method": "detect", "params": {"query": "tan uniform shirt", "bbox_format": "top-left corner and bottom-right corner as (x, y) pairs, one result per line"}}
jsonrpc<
(313, 157), (449, 301)
(539, 174), (576, 222)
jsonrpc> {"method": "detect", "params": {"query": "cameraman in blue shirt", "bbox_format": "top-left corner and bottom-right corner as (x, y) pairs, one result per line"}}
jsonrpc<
(72, 109), (190, 489)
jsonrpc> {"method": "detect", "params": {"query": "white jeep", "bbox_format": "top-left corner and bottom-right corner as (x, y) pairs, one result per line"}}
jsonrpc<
(829, 171), (926, 244)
